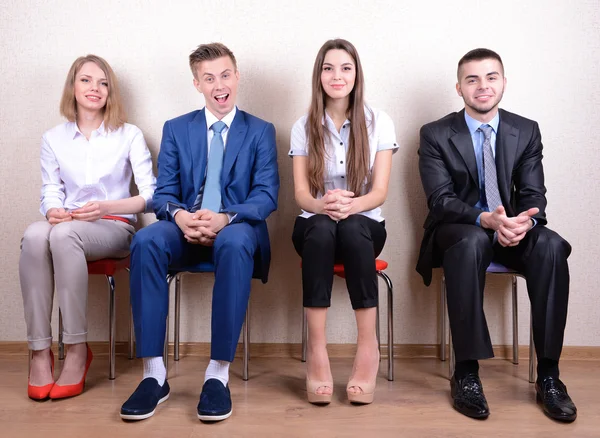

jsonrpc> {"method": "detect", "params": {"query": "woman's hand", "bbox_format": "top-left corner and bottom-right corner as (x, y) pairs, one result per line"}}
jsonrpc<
(70, 201), (109, 222)
(46, 208), (72, 225)
(322, 189), (356, 221)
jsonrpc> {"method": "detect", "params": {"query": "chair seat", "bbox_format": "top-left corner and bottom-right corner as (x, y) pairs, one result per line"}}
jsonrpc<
(168, 262), (216, 275)
(333, 259), (388, 278)
(299, 259), (389, 279)
(87, 256), (130, 276)
(487, 261), (517, 274)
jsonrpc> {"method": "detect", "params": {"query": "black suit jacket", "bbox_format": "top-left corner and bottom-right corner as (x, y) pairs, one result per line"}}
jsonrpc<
(416, 108), (548, 286)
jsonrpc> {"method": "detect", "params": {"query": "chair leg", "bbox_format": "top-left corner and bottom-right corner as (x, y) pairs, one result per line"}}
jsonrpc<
(376, 303), (381, 360)
(512, 276), (519, 365)
(243, 304), (250, 381)
(529, 314), (536, 383)
(301, 306), (307, 363)
(128, 306), (135, 360)
(126, 267), (134, 360)
(163, 313), (169, 377)
(440, 275), (447, 362)
(58, 309), (64, 360)
(449, 328), (454, 380)
(107, 275), (116, 380)
(174, 276), (181, 361)
(377, 271), (394, 381)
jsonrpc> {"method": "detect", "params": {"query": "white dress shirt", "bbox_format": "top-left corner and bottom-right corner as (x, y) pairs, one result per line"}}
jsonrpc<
(40, 121), (156, 222)
(205, 106), (236, 152)
(289, 106), (398, 222)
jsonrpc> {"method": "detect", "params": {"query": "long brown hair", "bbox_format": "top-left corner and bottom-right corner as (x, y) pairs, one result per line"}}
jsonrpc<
(306, 39), (372, 197)
(59, 55), (126, 131)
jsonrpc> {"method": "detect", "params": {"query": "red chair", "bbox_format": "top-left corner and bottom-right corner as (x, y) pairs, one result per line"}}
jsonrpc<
(300, 259), (394, 381)
(58, 256), (133, 380)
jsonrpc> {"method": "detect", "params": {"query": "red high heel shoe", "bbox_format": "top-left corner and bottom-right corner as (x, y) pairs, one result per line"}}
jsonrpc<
(49, 344), (93, 399)
(28, 349), (55, 400)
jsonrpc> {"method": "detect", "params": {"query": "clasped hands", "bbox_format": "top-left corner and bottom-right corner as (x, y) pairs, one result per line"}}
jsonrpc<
(46, 202), (110, 225)
(321, 189), (357, 221)
(480, 206), (538, 247)
(174, 209), (229, 246)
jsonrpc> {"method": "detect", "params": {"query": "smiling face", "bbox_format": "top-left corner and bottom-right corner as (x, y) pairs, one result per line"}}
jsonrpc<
(193, 55), (239, 119)
(74, 61), (109, 114)
(456, 58), (506, 122)
(320, 49), (356, 104)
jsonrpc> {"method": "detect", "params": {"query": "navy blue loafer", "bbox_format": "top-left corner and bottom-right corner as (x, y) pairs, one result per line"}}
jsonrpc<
(120, 378), (170, 421)
(197, 378), (232, 422)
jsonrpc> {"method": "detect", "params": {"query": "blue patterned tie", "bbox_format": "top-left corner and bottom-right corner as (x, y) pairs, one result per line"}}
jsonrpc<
(198, 121), (226, 212)
(479, 124), (502, 212)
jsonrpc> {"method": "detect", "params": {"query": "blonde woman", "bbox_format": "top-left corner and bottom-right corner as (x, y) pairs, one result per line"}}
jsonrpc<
(21, 55), (156, 400)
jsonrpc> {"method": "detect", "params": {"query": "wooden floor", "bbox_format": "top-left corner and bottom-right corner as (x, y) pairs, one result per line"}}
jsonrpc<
(1, 353), (599, 438)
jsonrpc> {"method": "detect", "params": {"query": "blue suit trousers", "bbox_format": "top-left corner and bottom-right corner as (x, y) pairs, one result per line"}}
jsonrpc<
(129, 220), (257, 361)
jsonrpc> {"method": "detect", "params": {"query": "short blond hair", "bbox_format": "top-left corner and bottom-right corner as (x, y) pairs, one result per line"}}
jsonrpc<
(189, 43), (237, 79)
(59, 55), (126, 131)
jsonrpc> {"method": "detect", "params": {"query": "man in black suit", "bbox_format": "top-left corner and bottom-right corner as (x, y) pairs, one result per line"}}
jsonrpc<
(417, 48), (576, 422)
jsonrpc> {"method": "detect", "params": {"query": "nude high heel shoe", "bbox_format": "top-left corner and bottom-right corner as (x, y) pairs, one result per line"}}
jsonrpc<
(346, 379), (376, 404)
(347, 349), (380, 404)
(306, 378), (333, 404)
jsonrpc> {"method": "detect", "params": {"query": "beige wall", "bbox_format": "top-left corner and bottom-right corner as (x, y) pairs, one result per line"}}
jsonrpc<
(1, 0), (598, 348)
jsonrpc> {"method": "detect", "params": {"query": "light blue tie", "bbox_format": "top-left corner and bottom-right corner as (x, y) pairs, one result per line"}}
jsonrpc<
(199, 121), (226, 212)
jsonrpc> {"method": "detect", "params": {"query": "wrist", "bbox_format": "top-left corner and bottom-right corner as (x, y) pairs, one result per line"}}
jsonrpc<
(480, 212), (491, 229)
(219, 213), (229, 227)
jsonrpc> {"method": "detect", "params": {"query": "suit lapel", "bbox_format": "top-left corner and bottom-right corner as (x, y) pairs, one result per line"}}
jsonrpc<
(449, 110), (479, 187)
(496, 109), (519, 207)
(189, 110), (208, 194)
(221, 110), (248, 184)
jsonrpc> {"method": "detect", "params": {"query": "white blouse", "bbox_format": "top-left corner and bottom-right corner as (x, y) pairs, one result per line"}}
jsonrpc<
(289, 107), (398, 222)
(39, 121), (156, 222)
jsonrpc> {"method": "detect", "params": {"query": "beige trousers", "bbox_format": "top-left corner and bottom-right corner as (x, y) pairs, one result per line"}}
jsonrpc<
(20, 219), (135, 350)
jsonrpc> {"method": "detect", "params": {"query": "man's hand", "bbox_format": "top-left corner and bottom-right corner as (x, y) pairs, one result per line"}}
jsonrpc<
(479, 206), (513, 231)
(174, 210), (217, 245)
(193, 210), (229, 235)
(46, 208), (72, 225)
(70, 201), (109, 222)
(322, 189), (355, 221)
(497, 208), (538, 247)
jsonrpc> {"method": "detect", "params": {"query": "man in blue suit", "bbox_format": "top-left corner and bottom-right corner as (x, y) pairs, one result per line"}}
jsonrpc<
(120, 43), (279, 422)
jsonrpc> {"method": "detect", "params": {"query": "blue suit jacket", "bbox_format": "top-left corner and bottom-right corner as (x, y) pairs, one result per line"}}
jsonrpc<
(152, 108), (280, 282)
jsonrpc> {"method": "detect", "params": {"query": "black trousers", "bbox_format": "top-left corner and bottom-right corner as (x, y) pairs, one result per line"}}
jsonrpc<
(435, 224), (571, 363)
(292, 214), (386, 310)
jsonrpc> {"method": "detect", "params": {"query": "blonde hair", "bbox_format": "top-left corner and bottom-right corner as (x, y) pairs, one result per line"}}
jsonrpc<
(189, 43), (237, 79)
(59, 55), (126, 131)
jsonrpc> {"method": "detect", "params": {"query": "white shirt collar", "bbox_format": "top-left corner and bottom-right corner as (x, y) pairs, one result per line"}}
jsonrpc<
(205, 106), (237, 131)
(70, 121), (108, 139)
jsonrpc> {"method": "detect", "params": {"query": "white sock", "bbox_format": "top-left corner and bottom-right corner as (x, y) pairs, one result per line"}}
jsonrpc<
(204, 359), (230, 387)
(143, 356), (166, 386)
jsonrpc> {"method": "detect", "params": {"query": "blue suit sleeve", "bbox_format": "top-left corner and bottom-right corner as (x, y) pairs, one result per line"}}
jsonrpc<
(153, 121), (186, 221)
(226, 123), (279, 222)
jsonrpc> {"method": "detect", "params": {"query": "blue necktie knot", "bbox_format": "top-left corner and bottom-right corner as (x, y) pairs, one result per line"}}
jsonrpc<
(211, 121), (227, 134)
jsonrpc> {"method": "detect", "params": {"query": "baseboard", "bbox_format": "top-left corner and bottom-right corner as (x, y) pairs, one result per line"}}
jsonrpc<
(1, 341), (598, 360)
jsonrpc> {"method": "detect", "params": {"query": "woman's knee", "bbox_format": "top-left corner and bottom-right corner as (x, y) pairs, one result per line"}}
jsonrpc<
(21, 222), (52, 248)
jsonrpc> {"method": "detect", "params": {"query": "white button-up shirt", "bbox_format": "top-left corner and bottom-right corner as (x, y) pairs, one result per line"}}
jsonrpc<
(40, 121), (156, 222)
(205, 106), (236, 152)
(289, 106), (398, 222)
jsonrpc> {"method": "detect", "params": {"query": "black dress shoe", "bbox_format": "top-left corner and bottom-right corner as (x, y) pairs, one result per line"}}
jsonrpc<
(536, 376), (577, 422)
(120, 378), (170, 421)
(197, 378), (232, 422)
(450, 373), (490, 419)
